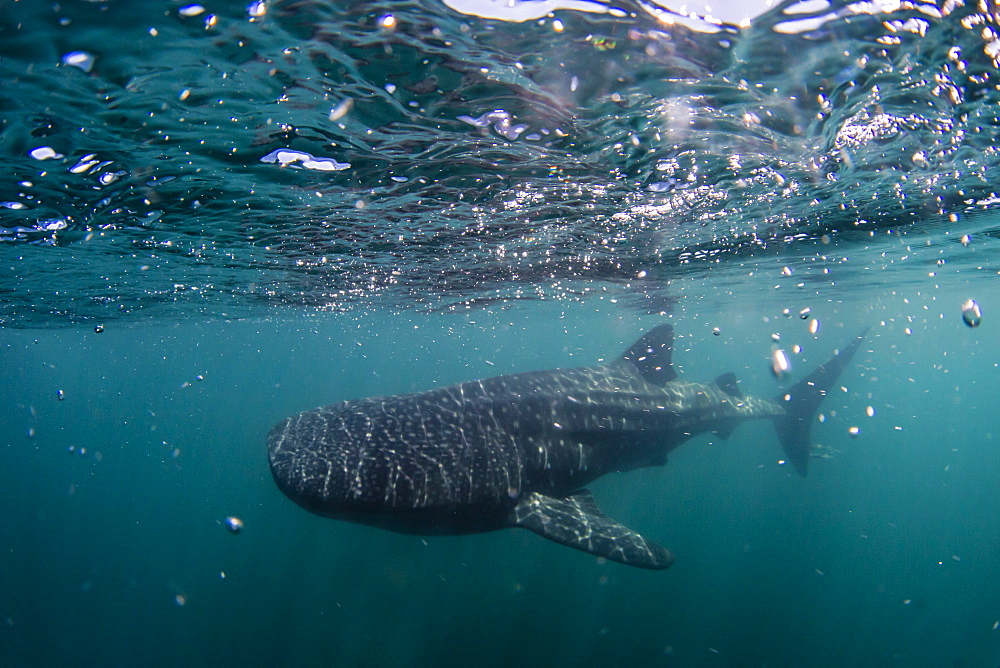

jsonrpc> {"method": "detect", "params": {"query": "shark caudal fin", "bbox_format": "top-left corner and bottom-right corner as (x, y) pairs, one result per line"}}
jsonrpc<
(773, 329), (868, 476)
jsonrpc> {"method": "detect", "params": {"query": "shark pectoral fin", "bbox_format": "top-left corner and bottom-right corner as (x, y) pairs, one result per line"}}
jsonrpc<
(510, 490), (675, 570)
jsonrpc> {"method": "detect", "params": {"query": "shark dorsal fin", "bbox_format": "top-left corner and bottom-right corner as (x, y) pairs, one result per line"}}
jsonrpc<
(617, 324), (677, 386)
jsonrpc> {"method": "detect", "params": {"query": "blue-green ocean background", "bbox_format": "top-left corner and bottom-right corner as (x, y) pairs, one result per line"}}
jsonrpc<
(3, 0), (1000, 665)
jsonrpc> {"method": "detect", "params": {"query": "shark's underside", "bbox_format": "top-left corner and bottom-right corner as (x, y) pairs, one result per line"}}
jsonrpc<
(268, 325), (866, 569)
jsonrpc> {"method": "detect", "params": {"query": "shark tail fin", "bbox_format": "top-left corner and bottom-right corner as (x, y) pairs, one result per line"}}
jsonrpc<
(773, 329), (868, 476)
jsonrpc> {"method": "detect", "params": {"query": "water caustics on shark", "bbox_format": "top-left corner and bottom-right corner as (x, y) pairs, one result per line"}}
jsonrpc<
(268, 325), (866, 570)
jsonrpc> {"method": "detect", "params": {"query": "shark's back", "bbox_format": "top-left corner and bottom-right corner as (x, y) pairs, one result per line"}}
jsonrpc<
(266, 362), (656, 531)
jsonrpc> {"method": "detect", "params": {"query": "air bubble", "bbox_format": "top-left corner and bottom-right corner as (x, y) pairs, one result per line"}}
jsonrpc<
(62, 51), (95, 72)
(223, 516), (244, 534)
(961, 299), (982, 328)
(29, 147), (63, 161)
(771, 348), (791, 378)
(247, 1), (266, 18)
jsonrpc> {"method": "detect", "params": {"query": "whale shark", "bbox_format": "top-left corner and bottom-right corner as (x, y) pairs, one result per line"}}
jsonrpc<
(268, 325), (866, 569)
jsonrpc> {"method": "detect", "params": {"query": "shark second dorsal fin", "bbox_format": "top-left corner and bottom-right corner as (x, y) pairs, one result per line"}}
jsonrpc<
(510, 490), (675, 569)
(616, 324), (677, 386)
(714, 372), (742, 398)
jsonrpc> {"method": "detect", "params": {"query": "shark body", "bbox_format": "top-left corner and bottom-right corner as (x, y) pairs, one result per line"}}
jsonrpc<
(268, 325), (865, 569)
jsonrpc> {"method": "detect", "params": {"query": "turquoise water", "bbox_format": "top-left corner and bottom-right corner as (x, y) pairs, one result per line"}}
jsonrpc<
(4, 300), (999, 666)
(2, 0), (1000, 665)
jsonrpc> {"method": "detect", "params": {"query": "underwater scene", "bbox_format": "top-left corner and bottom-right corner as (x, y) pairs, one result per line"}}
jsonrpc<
(1, 0), (999, 665)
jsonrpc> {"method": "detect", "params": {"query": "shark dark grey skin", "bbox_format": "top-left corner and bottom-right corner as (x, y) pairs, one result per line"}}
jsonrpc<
(268, 325), (866, 569)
